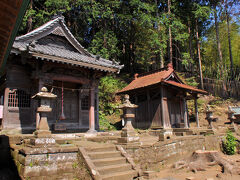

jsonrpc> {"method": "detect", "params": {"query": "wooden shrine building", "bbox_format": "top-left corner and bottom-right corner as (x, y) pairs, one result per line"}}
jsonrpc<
(0, 16), (123, 133)
(118, 63), (207, 129)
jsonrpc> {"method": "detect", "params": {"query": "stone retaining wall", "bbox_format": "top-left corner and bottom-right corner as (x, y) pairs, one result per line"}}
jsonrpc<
(128, 135), (222, 171)
(11, 145), (81, 180)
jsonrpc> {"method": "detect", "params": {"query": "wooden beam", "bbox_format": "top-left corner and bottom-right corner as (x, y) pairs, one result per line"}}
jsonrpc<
(194, 96), (199, 128)
(48, 73), (90, 84)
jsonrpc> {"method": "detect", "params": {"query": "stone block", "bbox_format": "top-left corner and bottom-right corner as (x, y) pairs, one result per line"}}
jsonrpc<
(186, 177), (195, 180)
(159, 129), (173, 141)
(57, 162), (75, 173)
(118, 136), (140, 143)
(30, 137), (56, 147)
(143, 171), (158, 179)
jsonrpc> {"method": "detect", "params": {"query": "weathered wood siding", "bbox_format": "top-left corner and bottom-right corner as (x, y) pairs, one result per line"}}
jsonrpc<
(130, 85), (187, 129)
(3, 61), (100, 132)
(3, 64), (36, 130)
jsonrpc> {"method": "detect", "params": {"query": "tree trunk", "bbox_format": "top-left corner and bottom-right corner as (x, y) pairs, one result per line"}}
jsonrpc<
(188, 20), (193, 71)
(27, 0), (33, 33)
(196, 20), (204, 90)
(168, 0), (172, 64)
(214, 7), (224, 78)
(103, 20), (107, 48)
(226, 7), (234, 79)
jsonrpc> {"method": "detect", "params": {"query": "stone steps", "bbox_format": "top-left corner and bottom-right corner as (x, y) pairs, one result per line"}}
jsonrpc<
(79, 145), (138, 180)
(102, 170), (138, 180)
(92, 157), (127, 166)
(88, 151), (121, 159)
(86, 145), (116, 152)
(97, 164), (132, 175)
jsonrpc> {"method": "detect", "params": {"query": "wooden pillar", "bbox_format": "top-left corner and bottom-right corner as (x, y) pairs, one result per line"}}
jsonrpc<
(183, 97), (188, 128)
(36, 79), (44, 129)
(160, 86), (166, 128)
(194, 96), (199, 128)
(147, 90), (151, 125)
(38, 79), (44, 91)
(78, 91), (82, 127)
(88, 87), (96, 133)
(95, 87), (99, 130)
(2, 88), (9, 129)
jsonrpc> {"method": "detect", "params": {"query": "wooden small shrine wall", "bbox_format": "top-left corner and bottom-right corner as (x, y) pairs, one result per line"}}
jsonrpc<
(162, 87), (184, 128)
(130, 86), (162, 129)
(129, 85), (186, 129)
(3, 63), (37, 130)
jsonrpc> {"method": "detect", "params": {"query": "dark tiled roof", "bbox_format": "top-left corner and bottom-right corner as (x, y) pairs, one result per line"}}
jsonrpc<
(11, 16), (123, 73)
(118, 64), (207, 94)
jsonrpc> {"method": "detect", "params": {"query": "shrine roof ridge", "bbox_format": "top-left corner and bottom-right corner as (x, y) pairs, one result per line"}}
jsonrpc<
(11, 16), (123, 73)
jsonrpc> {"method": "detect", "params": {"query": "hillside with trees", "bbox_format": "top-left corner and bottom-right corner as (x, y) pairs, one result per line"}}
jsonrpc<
(18, 0), (240, 128)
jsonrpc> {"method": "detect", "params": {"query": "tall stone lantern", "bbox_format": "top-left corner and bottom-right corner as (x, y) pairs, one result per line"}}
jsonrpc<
(31, 87), (57, 146)
(118, 94), (140, 145)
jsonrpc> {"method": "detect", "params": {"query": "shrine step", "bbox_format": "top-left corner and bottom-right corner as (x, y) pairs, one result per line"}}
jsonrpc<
(88, 151), (121, 159)
(79, 145), (139, 180)
(92, 157), (126, 166)
(102, 170), (138, 180)
(85, 145), (116, 152)
(97, 163), (132, 175)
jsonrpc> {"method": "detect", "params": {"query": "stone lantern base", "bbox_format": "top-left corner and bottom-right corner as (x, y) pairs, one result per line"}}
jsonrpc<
(118, 126), (140, 145)
(159, 128), (173, 141)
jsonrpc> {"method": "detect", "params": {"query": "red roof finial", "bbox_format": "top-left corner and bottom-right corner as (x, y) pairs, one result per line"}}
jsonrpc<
(134, 73), (139, 79)
(167, 63), (173, 69)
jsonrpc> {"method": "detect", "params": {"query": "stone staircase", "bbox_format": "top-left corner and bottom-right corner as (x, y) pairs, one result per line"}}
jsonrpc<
(79, 145), (139, 180)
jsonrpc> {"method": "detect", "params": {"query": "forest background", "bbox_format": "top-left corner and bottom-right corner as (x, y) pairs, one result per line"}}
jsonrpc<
(18, 0), (240, 130)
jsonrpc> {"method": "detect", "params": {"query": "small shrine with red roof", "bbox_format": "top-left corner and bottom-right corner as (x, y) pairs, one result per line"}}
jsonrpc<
(118, 63), (207, 130)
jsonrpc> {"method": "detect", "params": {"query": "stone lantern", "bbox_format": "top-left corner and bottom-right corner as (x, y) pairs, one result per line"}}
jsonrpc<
(118, 94), (140, 145)
(205, 105), (217, 129)
(31, 87), (57, 146)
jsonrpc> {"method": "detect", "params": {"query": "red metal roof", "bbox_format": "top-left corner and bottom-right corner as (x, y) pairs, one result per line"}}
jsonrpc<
(118, 64), (207, 94)
(162, 80), (207, 94)
(118, 66), (173, 94)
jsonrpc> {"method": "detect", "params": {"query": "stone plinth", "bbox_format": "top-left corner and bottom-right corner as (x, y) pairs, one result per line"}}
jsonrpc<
(11, 144), (79, 179)
(159, 128), (173, 141)
(117, 94), (140, 145)
(30, 137), (56, 147)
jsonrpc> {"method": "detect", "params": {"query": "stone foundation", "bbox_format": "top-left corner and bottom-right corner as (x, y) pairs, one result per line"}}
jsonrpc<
(128, 135), (222, 171)
(11, 145), (79, 179)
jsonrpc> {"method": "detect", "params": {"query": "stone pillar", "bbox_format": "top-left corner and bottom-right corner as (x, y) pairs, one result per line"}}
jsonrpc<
(86, 87), (97, 135)
(194, 96), (199, 128)
(118, 94), (140, 146)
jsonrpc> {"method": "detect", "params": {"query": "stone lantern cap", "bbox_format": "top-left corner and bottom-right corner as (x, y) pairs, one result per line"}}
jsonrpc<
(118, 94), (138, 109)
(32, 87), (57, 99)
